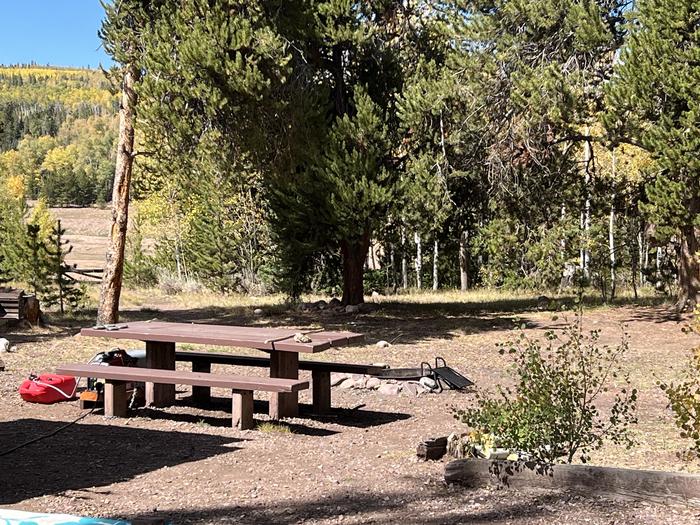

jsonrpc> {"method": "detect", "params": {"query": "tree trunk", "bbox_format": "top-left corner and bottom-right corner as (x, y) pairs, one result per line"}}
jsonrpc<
(401, 228), (408, 289)
(609, 194), (616, 302)
(97, 65), (139, 324)
(677, 197), (700, 310)
(459, 229), (469, 291)
(432, 239), (439, 291)
(580, 129), (592, 277)
(340, 230), (370, 305)
(414, 231), (422, 289)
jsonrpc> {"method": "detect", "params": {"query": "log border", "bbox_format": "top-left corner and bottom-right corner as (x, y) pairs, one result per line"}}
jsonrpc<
(445, 458), (700, 507)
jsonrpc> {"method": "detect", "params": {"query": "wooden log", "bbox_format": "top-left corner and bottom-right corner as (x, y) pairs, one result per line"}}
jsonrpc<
(191, 360), (211, 404)
(104, 380), (128, 417)
(312, 370), (331, 415)
(417, 436), (448, 461)
(232, 389), (254, 430)
(444, 459), (700, 507)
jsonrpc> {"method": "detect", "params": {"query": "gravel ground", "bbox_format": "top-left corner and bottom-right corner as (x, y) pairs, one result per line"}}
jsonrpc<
(2, 297), (700, 524)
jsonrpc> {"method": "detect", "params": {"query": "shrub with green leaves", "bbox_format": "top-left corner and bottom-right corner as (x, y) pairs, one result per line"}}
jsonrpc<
(660, 354), (700, 454)
(455, 314), (638, 464)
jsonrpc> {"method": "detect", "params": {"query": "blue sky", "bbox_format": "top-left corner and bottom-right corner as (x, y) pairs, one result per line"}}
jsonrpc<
(0, 1), (111, 68)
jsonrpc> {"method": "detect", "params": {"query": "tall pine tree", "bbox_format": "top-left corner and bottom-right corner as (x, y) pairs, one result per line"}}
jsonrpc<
(606, 0), (700, 308)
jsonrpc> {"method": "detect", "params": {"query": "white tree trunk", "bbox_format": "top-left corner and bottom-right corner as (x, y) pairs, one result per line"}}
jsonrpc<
(459, 230), (469, 291)
(433, 239), (439, 291)
(580, 129), (592, 277)
(401, 228), (408, 289)
(609, 194), (616, 300)
(414, 231), (422, 289)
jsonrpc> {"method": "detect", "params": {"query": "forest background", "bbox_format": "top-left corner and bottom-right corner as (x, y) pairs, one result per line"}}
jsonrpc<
(0, 0), (697, 312)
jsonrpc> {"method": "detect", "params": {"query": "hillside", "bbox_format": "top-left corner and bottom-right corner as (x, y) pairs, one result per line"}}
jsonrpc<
(0, 65), (118, 206)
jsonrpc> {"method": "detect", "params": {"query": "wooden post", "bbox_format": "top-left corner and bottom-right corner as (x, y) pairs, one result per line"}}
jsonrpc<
(269, 351), (299, 419)
(145, 341), (176, 407)
(104, 380), (128, 417)
(312, 370), (331, 415)
(232, 389), (254, 430)
(191, 360), (211, 404)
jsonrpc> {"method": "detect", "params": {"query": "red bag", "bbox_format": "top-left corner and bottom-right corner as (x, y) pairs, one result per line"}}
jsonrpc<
(19, 373), (77, 404)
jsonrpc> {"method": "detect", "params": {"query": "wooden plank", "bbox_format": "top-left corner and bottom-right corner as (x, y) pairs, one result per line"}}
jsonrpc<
(176, 350), (387, 375)
(191, 360), (211, 403)
(104, 380), (128, 417)
(80, 321), (363, 354)
(312, 370), (331, 415)
(269, 352), (299, 419)
(145, 341), (176, 407)
(55, 363), (309, 392)
(232, 389), (254, 430)
(444, 459), (700, 507)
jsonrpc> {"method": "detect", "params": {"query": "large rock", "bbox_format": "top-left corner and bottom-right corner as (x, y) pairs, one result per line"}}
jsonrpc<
(0, 338), (9, 353)
(253, 308), (264, 316)
(330, 373), (349, 387)
(375, 340), (390, 348)
(328, 298), (342, 308)
(338, 378), (356, 389)
(378, 384), (402, 396)
(419, 377), (438, 392)
(403, 382), (420, 396)
(365, 377), (381, 389)
(345, 304), (360, 314)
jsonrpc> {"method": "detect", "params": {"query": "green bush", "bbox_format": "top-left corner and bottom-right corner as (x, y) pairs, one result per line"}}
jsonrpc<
(660, 354), (700, 454)
(454, 313), (638, 464)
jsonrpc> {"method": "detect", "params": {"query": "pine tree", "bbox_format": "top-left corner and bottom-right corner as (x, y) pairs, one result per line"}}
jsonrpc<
(43, 220), (84, 313)
(606, 0), (700, 309)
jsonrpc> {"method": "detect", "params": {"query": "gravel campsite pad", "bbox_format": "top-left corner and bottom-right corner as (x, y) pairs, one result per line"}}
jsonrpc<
(2, 296), (700, 524)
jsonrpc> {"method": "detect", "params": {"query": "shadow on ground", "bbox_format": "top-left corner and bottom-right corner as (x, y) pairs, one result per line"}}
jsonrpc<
(2, 294), (674, 348)
(139, 397), (411, 435)
(124, 483), (635, 524)
(0, 418), (241, 505)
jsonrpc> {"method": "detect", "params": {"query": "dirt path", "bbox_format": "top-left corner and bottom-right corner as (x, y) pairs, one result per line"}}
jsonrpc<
(2, 299), (700, 523)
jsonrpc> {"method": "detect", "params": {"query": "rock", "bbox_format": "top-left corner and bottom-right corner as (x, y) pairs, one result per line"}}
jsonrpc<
(378, 384), (402, 396)
(315, 300), (328, 310)
(0, 338), (9, 353)
(353, 377), (368, 389)
(345, 304), (360, 314)
(329, 298), (342, 308)
(338, 378), (356, 389)
(358, 303), (379, 313)
(403, 382), (420, 396)
(253, 308), (264, 316)
(365, 377), (381, 389)
(330, 373), (348, 387)
(371, 290), (381, 299)
(419, 376), (438, 392)
(376, 340), (390, 348)
(9, 346), (17, 353)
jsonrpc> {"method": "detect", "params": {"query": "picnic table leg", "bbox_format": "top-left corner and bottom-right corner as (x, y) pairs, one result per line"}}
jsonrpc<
(145, 341), (176, 407)
(104, 380), (128, 417)
(269, 352), (299, 419)
(191, 360), (211, 404)
(312, 370), (331, 415)
(232, 389), (254, 430)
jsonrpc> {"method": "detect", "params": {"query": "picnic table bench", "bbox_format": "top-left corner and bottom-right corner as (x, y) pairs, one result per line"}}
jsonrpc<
(175, 350), (387, 413)
(56, 363), (308, 430)
(77, 321), (364, 421)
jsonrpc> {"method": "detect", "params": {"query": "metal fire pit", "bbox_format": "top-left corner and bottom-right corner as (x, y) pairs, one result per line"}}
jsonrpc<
(370, 357), (473, 393)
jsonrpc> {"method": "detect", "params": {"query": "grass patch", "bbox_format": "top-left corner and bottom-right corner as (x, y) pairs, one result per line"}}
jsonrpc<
(257, 421), (292, 434)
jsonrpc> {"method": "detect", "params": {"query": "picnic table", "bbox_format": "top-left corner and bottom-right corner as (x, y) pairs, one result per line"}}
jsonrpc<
(80, 321), (364, 419)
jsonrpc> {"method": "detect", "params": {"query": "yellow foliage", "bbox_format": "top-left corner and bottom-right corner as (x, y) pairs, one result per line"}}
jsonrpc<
(4, 175), (25, 200)
(28, 198), (56, 240)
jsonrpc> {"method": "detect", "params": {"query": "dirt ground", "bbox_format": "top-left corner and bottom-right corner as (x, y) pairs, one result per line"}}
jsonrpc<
(2, 291), (700, 524)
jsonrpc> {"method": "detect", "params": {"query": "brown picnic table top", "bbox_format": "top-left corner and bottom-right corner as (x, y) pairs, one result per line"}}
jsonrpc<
(80, 321), (364, 353)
